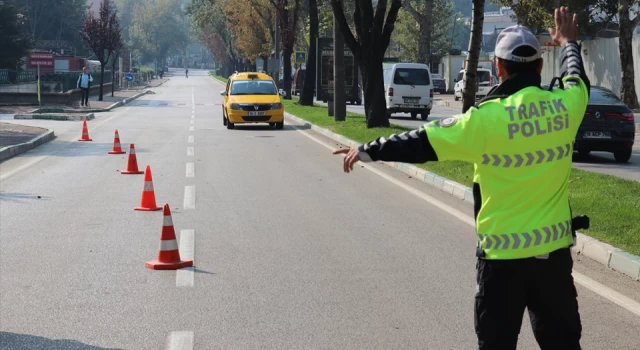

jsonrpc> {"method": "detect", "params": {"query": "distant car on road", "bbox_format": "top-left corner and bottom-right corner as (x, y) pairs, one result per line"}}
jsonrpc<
(220, 72), (286, 130)
(453, 68), (494, 101)
(542, 84), (635, 163)
(431, 74), (447, 94)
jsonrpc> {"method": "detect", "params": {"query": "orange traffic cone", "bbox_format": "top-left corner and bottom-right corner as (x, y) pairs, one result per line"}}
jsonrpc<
(121, 144), (144, 174)
(134, 165), (161, 211)
(108, 129), (126, 154)
(78, 120), (92, 141)
(145, 204), (193, 270)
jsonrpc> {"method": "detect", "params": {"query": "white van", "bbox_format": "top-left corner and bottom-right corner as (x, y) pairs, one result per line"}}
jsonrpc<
(453, 68), (495, 101)
(383, 63), (433, 120)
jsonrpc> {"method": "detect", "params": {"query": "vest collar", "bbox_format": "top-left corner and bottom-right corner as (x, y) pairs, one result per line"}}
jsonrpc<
(477, 72), (542, 105)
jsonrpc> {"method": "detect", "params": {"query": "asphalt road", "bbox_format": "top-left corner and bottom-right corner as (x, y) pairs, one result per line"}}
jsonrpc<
(313, 95), (640, 182)
(1, 69), (639, 349)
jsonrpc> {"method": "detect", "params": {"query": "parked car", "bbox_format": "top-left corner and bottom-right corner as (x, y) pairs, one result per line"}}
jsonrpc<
(453, 68), (494, 101)
(542, 84), (635, 162)
(431, 74), (447, 94)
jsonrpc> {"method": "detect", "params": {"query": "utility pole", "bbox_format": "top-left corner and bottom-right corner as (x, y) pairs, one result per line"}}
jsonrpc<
(333, 12), (345, 121)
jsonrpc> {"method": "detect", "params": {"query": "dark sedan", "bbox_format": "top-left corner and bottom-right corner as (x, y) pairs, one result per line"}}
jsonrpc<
(574, 86), (635, 163)
(432, 75), (447, 94)
(541, 85), (635, 163)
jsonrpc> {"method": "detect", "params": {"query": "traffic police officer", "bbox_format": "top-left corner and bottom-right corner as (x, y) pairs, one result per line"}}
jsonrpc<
(334, 7), (590, 350)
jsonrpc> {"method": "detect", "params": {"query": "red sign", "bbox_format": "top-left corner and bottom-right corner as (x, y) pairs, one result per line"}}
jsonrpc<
(30, 54), (54, 60)
(30, 60), (54, 66)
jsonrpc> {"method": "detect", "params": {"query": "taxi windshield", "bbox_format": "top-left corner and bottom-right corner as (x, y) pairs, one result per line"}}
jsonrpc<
(230, 80), (277, 95)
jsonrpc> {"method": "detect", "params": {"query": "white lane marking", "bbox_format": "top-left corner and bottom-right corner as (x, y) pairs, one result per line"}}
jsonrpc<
(187, 147), (194, 156)
(167, 331), (194, 350)
(0, 110), (124, 182)
(191, 87), (195, 105)
(573, 271), (640, 317)
(189, 125), (195, 132)
(290, 122), (640, 318)
(176, 229), (195, 287)
(186, 162), (195, 178)
(188, 135), (194, 143)
(183, 185), (195, 209)
(191, 115), (195, 120)
(190, 120), (195, 125)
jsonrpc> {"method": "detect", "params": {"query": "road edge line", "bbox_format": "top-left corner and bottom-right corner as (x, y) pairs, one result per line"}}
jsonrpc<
(284, 111), (640, 282)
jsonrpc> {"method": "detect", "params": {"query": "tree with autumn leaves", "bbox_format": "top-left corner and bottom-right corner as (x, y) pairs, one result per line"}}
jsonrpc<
(79, 1), (123, 101)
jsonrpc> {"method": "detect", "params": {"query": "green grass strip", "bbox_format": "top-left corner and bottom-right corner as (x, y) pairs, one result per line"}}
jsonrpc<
(282, 99), (640, 256)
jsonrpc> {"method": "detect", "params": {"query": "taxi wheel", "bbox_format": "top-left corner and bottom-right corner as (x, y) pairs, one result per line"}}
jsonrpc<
(223, 115), (227, 126)
(227, 120), (235, 129)
(275, 121), (284, 130)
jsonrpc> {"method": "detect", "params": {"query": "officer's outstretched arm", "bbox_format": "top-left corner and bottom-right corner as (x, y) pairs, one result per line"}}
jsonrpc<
(357, 108), (486, 164)
(356, 125), (439, 163)
(559, 41), (590, 98)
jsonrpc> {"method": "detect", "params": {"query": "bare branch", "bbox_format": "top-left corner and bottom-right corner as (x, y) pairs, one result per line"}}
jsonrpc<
(330, 0), (359, 54)
(373, 0), (388, 34)
(381, 0), (402, 52)
(401, 1), (425, 23)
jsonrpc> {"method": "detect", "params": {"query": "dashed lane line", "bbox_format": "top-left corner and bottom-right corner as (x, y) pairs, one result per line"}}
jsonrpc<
(186, 162), (195, 178)
(167, 331), (194, 350)
(183, 185), (195, 210)
(176, 229), (195, 287)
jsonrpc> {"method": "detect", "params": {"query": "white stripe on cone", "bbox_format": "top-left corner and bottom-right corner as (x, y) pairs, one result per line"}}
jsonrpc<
(143, 181), (154, 191)
(160, 239), (179, 251)
(163, 215), (173, 227)
(130, 147), (136, 154)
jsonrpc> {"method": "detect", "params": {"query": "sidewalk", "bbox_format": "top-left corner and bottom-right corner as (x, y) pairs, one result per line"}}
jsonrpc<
(0, 122), (54, 161)
(0, 78), (168, 115)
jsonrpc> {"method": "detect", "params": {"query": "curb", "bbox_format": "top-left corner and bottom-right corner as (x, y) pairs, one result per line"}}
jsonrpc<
(0, 129), (55, 162)
(14, 113), (95, 121)
(103, 90), (150, 111)
(284, 111), (640, 281)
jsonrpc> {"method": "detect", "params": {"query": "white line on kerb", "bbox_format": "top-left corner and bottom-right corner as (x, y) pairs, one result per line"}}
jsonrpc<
(167, 331), (193, 350)
(289, 121), (640, 318)
(188, 135), (194, 143)
(187, 147), (194, 156)
(185, 162), (195, 178)
(176, 229), (195, 287)
(189, 125), (195, 132)
(183, 185), (195, 210)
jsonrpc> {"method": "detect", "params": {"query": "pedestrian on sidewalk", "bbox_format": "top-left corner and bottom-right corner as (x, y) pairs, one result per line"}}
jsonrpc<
(335, 7), (589, 350)
(77, 67), (93, 107)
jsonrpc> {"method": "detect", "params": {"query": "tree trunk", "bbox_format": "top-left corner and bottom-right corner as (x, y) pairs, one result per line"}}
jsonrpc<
(99, 65), (105, 101)
(462, 0), (484, 113)
(362, 53), (389, 128)
(618, 0), (639, 109)
(283, 47), (293, 99)
(333, 12), (346, 121)
(300, 0), (318, 106)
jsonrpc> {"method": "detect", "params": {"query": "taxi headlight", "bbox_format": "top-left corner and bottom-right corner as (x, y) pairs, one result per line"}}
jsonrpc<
(270, 103), (283, 110)
(230, 103), (241, 110)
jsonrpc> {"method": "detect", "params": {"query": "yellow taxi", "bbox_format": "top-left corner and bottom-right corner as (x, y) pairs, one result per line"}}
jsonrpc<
(220, 72), (285, 130)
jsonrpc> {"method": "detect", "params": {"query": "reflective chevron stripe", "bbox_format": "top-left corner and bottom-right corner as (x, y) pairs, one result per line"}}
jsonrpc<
(481, 143), (572, 168)
(478, 219), (571, 250)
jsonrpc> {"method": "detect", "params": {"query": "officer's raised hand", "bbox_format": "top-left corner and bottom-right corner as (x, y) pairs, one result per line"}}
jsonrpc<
(548, 6), (578, 46)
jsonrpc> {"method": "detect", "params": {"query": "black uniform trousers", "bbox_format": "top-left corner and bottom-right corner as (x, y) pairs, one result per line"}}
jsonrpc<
(474, 248), (582, 350)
